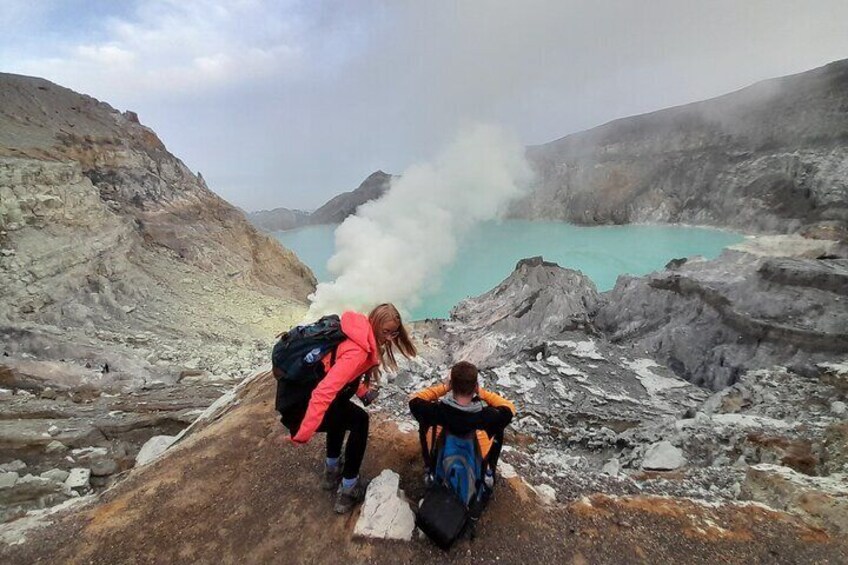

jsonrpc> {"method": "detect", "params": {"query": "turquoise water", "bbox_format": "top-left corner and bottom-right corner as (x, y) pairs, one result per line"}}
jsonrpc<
(275, 221), (744, 320)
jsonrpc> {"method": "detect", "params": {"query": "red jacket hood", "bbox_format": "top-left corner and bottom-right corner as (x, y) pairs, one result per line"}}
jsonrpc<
(341, 311), (378, 357)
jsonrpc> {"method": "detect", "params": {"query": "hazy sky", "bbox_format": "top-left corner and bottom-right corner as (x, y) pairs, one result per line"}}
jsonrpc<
(2, 1), (847, 211)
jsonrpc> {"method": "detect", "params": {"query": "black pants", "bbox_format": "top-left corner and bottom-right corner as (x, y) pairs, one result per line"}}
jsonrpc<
(319, 399), (369, 479)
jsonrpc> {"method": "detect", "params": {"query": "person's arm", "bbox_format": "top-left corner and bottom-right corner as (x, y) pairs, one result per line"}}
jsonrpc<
(478, 387), (516, 415)
(410, 382), (450, 402)
(292, 344), (369, 444)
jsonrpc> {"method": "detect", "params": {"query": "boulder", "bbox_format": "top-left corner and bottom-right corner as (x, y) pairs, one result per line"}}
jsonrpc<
(601, 458), (621, 476)
(40, 469), (70, 483)
(135, 435), (177, 467)
(45, 440), (68, 454)
(742, 463), (848, 534)
(353, 470), (415, 541)
(533, 484), (557, 505)
(64, 468), (91, 491)
(642, 441), (686, 471)
(0, 472), (19, 489)
(0, 460), (26, 473)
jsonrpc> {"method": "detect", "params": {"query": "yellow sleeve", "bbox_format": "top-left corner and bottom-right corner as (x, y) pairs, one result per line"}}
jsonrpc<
(411, 382), (449, 401)
(478, 387), (516, 414)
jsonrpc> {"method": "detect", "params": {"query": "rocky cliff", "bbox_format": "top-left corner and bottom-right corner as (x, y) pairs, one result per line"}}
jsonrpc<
(246, 170), (393, 231)
(515, 59), (848, 234)
(0, 73), (316, 518)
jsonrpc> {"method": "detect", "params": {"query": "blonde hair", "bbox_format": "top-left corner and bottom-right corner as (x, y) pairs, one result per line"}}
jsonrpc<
(368, 303), (417, 381)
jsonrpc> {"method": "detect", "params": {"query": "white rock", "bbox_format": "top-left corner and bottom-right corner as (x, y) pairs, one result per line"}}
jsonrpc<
(0, 388), (13, 398)
(498, 462), (518, 479)
(135, 435), (178, 466)
(641, 441), (686, 471)
(601, 458), (621, 476)
(533, 484), (557, 505)
(353, 470), (416, 541)
(831, 401), (847, 417)
(0, 460), (27, 473)
(47, 425), (60, 436)
(64, 468), (90, 490)
(0, 471), (20, 489)
(40, 469), (70, 483)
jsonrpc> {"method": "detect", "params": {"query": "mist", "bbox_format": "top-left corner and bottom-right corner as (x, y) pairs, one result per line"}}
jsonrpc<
(306, 124), (532, 319)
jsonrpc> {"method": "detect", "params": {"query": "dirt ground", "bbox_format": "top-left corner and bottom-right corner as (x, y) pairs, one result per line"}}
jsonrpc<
(2, 373), (846, 565)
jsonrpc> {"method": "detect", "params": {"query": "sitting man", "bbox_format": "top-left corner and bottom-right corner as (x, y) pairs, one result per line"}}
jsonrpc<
(408, 360), (515, 497)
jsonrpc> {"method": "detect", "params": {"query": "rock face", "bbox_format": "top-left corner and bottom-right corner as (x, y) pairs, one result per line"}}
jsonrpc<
(447, 256), (602, 368)
(0, 74), (314, 522)
(515, 59), (848, 233)
(594, 238), (848, 390)
(246, 170), (393, 231)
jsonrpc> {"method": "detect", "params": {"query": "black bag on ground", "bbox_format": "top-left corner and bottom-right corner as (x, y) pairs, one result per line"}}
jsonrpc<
(273, 315), (346, 415)
(415, 483), (469, 550)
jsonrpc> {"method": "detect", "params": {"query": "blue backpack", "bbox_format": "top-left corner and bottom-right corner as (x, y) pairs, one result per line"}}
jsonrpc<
(416, 429), (487, 550)
(434, 433), (484, 507)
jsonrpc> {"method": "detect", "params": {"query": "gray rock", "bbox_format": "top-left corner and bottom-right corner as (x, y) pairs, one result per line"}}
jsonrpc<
(0, 472), (19, 489)
(89, 458), (118, 477)
(595, 248), (848, 390)
(64, 468), (90, 490)
(353, 469), (415, 541)
(642, 441), (686, 471)
(601, 458), (621, 476)
(831, 401), (847, 416)
(0, 460), (26, 473)
(135, 435), (177, 466)
(40, 469), (70, 483)
(45, 440), (68, 454)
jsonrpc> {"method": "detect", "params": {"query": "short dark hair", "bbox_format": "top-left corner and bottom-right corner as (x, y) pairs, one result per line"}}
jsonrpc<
(450, 361), (478, 395)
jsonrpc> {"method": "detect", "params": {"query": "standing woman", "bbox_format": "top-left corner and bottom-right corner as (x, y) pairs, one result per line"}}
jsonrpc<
(281, 303), (417, 513)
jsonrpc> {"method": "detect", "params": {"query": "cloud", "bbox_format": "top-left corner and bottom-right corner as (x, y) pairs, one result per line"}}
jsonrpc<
(307, 124), (532, 318)
(8, 0), (306, 99)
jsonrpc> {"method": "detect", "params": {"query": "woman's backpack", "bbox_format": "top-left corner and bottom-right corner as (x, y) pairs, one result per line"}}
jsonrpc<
(272, 315), (347, 414)
(272, 315), (346, 383)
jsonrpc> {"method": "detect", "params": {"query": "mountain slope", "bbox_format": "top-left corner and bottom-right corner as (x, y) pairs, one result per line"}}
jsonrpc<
(247, 170), (393, 232)
(516, 59), (848, 233)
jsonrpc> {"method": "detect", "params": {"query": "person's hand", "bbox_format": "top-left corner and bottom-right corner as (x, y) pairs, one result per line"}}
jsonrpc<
(362, 388), (379, 406)
(286, 435), (307, 446)
(443, 373), (452, 391)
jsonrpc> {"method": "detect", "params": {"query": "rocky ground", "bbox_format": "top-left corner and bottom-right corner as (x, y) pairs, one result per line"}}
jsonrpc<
(2, 234), (845, 563)
(1, 369), (845, 565)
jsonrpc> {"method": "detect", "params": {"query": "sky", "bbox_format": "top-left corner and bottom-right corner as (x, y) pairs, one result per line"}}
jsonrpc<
(2, 0), (848, 212)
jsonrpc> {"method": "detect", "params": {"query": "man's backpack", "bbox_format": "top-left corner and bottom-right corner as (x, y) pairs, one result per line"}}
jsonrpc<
(272, 314), (346, 382)
(415, 428), (487, 550)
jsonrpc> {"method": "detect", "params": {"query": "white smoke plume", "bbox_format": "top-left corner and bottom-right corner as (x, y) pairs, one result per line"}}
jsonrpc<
(307, 124), (532, 319)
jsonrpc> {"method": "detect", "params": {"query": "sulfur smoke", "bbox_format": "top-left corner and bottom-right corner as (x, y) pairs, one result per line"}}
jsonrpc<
(307, 124), (532, 319)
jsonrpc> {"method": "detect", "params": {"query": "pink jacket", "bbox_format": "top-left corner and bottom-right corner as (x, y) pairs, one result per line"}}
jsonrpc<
(291, 311), (379, 443)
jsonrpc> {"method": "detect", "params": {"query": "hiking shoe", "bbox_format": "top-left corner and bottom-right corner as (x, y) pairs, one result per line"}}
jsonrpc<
(321, 462), (342, 491)
(333, 479), (369, 514)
